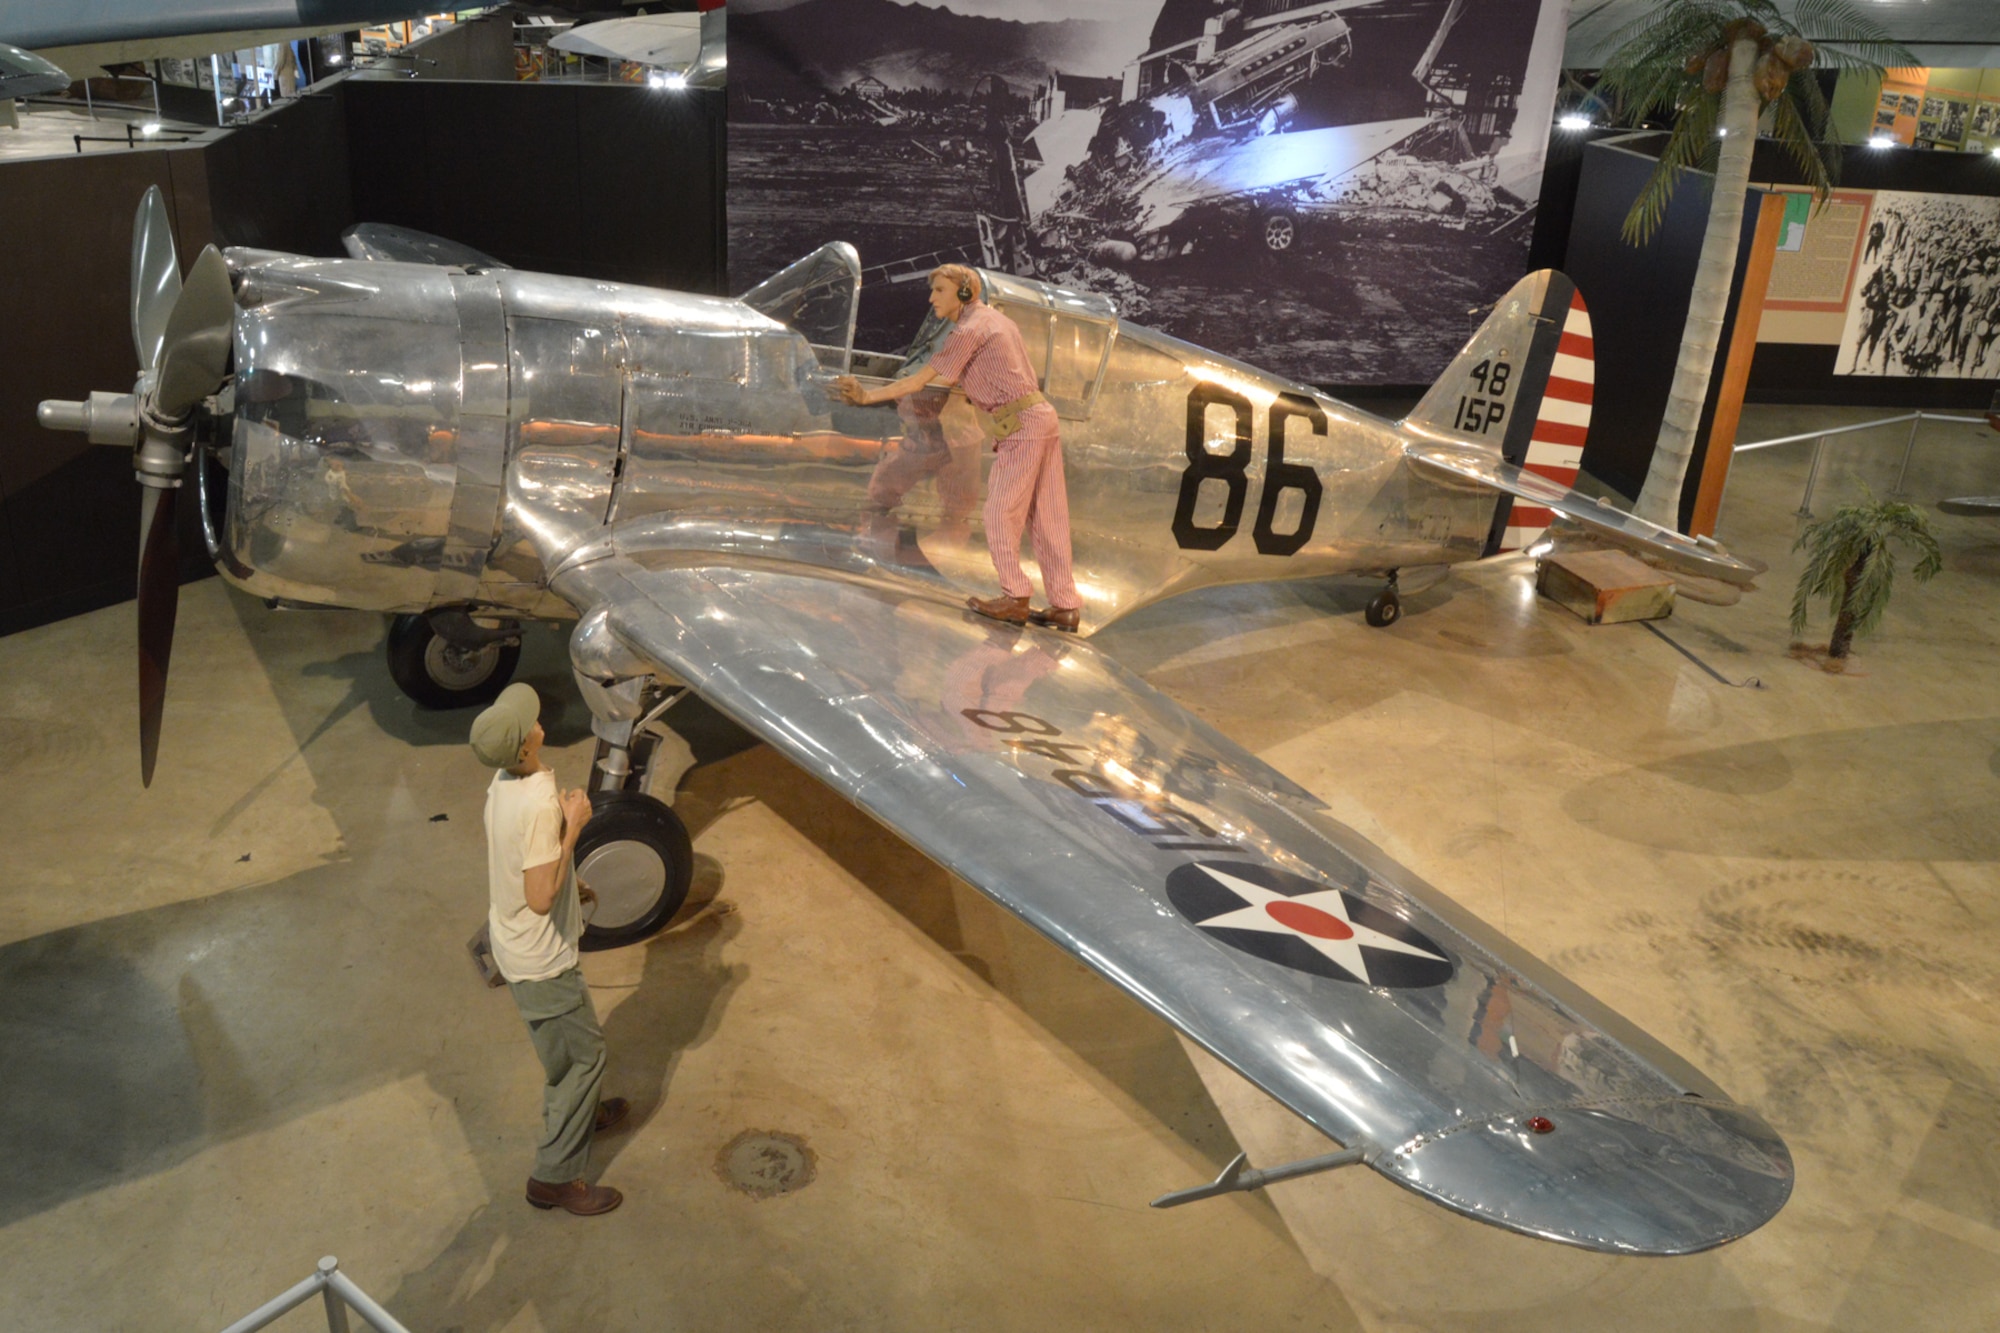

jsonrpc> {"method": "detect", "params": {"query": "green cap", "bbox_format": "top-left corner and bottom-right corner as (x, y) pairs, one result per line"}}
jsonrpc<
(470, 682), (540, 767)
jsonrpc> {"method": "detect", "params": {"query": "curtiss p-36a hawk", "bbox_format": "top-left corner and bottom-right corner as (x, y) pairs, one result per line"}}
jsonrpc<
(41, 188), (1783, 1255)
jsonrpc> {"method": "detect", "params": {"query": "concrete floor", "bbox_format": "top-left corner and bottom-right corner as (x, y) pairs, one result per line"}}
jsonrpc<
(2, 404), (1998, 1331)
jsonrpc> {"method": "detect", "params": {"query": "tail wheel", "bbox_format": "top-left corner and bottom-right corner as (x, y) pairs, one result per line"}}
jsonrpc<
(1262, 211), (1297, 253)
(1364, 588), (1402, 628)
(577, 792), (694, 950)
(385, 612), (520, 709)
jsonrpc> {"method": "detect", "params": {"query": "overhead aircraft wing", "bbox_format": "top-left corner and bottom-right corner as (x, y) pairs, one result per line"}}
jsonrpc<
(1404, 441), (1764, 586)
(548, 13), (699, 66)
(551, 540), (1791, 1254)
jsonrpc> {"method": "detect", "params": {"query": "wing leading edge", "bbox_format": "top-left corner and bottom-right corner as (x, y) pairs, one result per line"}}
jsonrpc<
(555, 554), (1791, 1253)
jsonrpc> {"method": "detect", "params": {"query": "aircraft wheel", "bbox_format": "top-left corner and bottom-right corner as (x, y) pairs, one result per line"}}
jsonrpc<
(577, 792), (694, 951)
(385, 612), (521, 709)
(1261, 210), (1298, 254)
(1364, 589), (1402, 628)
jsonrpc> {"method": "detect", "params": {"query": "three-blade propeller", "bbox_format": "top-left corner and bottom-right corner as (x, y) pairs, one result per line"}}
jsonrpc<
(38, 187), (236, 786)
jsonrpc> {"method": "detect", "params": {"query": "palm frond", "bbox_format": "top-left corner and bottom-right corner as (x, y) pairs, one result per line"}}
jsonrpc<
(1623, 94), (1721, 244)
(1788, 492), (1942, 639)
(1846, 538), (1896, 638)
(1769, 80), (1836, 197)
(1807, 39), (1918, 72)
(1596, 7), (1731, 118)
(1787, 0), (1901, 47)
(1787, 61), (1831, 134)
(1595, 0), (1735, 65)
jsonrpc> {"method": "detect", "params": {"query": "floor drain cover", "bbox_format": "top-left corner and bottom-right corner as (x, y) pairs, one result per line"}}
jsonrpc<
(716, 1130), (816, 1199)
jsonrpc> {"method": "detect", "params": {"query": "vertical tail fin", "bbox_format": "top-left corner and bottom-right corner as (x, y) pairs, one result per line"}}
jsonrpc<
(1402, 271), (1595, 552)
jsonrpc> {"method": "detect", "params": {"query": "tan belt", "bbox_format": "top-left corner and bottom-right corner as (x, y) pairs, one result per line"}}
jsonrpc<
(971, 391), (1048, 442)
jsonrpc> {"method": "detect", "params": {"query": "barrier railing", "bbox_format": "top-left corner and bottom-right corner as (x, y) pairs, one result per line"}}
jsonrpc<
(1731, 408), (1992, 516)
(218, 1256), (413, 1333)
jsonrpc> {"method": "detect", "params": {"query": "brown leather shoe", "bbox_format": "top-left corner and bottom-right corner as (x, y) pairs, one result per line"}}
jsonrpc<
(966, 593), (1031, 624)
(526, 1176), (623, 1216)
(593, 1096), (630, 1136)
(1030, 605), (1081, 632)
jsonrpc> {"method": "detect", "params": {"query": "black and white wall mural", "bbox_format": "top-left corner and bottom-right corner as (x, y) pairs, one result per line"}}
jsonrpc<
(1836, 190), (2000, 380)
(728, 0), (1568, 387)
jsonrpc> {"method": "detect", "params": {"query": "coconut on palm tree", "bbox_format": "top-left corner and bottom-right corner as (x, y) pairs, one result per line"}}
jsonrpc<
(1790, 493), (1942, 664)
(1593, 0), (1912, 529)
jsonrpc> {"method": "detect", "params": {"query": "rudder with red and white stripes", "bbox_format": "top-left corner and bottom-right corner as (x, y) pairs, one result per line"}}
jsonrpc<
(1399, 271), (1595, 554)
(1502, 288), (1594, 550)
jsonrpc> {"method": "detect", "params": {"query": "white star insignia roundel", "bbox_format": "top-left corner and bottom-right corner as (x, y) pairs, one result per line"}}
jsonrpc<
(1165, 861), (1455, 988)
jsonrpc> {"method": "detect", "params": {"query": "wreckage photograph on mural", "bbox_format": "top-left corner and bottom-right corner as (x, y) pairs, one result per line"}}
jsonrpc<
(728, 0), (1568, 387)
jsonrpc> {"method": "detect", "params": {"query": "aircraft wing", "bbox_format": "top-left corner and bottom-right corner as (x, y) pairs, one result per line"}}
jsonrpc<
(551, 543), (1791, 1254)
(1404, 441), (1764, 586)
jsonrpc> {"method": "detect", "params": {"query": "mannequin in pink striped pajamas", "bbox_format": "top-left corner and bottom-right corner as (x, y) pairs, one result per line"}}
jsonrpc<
(835, 265), (1083, 631)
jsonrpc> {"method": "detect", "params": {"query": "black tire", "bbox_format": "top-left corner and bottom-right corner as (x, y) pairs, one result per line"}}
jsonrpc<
(1364, 591), (1401, 628)
(577, 791), (693, 951)
(385, 612), (520, 710)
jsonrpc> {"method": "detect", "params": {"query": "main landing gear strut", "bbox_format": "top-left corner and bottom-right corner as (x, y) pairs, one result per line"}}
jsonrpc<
(566, 609), (697, 950)
(1364, 571), (1402, 628)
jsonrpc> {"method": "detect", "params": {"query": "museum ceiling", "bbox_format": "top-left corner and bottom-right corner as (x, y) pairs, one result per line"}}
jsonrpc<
(1566, 0), (2000, 69)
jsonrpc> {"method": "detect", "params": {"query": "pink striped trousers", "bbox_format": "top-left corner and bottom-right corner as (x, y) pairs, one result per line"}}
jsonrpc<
(983, 417), (1079, 611)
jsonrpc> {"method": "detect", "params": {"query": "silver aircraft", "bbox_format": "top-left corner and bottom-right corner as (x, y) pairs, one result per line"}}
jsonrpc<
(41, 189), (1785, 1256)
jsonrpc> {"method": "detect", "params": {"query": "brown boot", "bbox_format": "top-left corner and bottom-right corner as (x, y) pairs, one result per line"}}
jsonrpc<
(526, 1177), (624, 1216)
(593, 1096), (630, 1136)
(1029, 605), (1081, 632)
(966, 593), (1031, 625)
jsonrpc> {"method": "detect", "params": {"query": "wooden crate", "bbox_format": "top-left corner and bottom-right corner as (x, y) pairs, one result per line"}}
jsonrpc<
(1537, 549), (1675, 624)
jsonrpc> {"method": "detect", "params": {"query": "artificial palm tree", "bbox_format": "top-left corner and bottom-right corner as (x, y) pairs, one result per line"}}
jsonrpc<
(1789, 493), (1941, 663)
(1593, 0), (1911, 529)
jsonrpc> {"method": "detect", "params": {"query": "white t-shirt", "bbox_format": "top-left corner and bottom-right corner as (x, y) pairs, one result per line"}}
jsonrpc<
(484, 768), (579, 983)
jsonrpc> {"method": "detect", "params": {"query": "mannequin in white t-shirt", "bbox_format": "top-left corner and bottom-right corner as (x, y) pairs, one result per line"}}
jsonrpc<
(473, 683), (631, 1216)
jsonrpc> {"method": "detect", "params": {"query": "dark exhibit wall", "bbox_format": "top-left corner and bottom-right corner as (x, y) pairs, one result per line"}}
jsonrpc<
(0, 87), (352, 637)
(0, 151), (180, 635)
(344, 82), (726, 294)
(0, 65), (726, 636)
(1562, 139), (1764, 526)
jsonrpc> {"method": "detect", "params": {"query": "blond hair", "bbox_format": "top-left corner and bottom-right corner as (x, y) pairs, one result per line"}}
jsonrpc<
(930, 264), (983, 303)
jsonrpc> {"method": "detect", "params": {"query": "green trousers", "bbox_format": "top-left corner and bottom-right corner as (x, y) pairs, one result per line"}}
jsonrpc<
(508, 967), (606, 1184)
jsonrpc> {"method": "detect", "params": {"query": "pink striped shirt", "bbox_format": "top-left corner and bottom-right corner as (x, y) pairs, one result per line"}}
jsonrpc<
(927, 303), (1044, 414)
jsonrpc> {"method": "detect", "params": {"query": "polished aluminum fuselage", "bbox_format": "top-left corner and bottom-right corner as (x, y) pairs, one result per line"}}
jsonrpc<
(218, 253), (1496, 628)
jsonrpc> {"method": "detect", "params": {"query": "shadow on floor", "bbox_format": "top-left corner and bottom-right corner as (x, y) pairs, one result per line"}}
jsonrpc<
(385, 907), (746, 1332)
(0, 847), (745, 1233)
(1564, 717), (2000, 861)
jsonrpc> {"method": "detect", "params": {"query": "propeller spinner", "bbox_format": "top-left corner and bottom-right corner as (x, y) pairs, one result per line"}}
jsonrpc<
(38, 187), (236, 786)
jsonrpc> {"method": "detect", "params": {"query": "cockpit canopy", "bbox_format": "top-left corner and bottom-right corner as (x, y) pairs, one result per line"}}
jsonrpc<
(741, 245), (1122, 421)
(740, 241), (862, 374)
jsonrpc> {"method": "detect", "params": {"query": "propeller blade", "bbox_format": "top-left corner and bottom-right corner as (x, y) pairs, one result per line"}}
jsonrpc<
(131, 185), (182, 375)
(136, 484), (180, 788)
(154, 246), (234, 419)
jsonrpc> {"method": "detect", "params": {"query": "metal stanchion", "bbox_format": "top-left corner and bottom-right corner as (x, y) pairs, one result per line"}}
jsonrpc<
(215, 1255), (414, 1333)
(1797, 435), (1828, 517)
(320, 1258), (352, 1333)
(1891, 410), (1925, 495)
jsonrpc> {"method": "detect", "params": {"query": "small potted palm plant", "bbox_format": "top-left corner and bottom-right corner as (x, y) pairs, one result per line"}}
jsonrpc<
(1790, 492), (1942, 670)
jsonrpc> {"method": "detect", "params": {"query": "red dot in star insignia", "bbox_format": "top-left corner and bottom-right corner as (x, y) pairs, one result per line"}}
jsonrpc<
(1264, 900), (1355, 941)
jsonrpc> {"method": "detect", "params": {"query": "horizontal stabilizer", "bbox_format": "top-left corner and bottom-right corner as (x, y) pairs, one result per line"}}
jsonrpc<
(1405, 442), (1761, 586)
